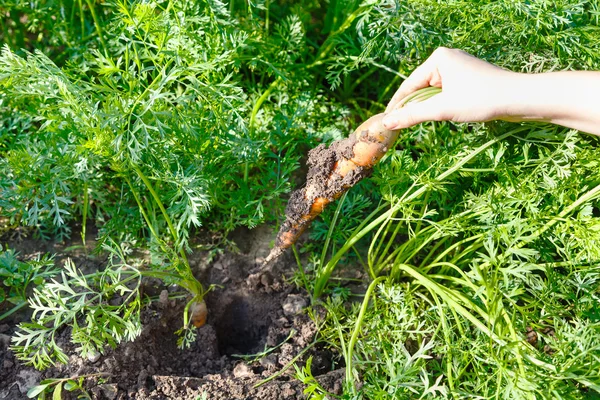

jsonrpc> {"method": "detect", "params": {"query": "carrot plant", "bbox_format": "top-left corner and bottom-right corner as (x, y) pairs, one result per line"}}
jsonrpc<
(11, 240), (146, 369)
(1, 0), (600, 398)
(307, 121), (600, 398)
(273, 1), (600, 397)
(0, 0), (350, 367)
(0, 248), (59, 321)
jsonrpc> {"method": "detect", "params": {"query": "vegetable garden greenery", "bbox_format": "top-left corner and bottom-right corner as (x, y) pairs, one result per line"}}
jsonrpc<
(1, 0), (600, 398)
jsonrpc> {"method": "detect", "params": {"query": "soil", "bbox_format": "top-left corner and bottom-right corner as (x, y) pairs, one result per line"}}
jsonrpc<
(0, 225), (343, 399)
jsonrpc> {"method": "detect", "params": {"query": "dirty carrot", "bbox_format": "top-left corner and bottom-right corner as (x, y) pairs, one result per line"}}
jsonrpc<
(190, 300), (208, 328)
(264, 87), (442, 265)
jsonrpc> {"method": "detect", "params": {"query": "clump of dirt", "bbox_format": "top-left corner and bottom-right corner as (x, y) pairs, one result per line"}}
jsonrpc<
(0, 226), (342, 400)
(276, 135), (371, 249)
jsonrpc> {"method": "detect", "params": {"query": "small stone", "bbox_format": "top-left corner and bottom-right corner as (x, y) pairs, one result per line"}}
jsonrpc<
(260, 272), (273, 287)
(17, 370), (41, 394)
(3, 360), (14, 369)
(103, 357), (118, 372)
(98, 383), (118, 400)
(0, 333), (11, 347)
(137, 368), (149, 388)
(68, 355), (85, 375)
(159, 290), (169, 306)
(90, 386), (103, 399)
(281, 382), (296, 397)
(233, 362), (254, 379)
(0, 324), (9, 333)
(278, 343), (295, 366)
(282, 294), (307, 316)
(124, 345), (135, 359)
(87, 351), (101, 363)
(259, 355), (277, 371)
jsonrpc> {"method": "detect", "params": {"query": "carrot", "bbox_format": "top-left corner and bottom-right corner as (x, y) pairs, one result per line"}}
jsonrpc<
(263, 87), (441, 266)
(190, 300), (208, 328)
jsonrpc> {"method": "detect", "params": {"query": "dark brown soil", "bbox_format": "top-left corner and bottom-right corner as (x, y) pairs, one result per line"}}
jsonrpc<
(0, 225), (342, 399)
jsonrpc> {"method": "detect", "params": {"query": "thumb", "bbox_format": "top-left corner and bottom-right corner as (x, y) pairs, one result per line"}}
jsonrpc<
(382, 94), (451, 130)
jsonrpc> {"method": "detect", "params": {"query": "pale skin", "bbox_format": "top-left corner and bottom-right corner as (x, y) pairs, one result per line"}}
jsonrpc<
(383, 47), (600, 136)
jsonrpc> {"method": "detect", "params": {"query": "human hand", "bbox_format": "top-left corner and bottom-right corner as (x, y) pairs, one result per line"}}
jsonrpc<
(382, 47), (517, 130)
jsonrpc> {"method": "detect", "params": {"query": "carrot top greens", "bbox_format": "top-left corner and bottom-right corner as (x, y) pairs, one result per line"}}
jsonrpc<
(1, 0), (600, 398)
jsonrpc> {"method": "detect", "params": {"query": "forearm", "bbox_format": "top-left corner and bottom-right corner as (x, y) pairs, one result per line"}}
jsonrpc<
(501, 71), (600, 135)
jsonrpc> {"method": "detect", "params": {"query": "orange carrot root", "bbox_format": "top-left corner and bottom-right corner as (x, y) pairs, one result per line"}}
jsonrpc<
(262, 114), (399, 266)
(190, 300), (208, 328)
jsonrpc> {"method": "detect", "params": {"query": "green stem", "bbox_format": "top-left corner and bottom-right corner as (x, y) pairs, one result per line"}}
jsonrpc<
(246, 77), (281, 183)
(77, 0), (85, 41)
(249, 77), (281, 132)
(130, 164), (203, 297)
(307, 4), (373, 69)
(0, 300), (28, 321)
(414, 191), (430, 235)
(84, 0), (108, 54)
(430, 233), (484, 267)
(519, 181), (600, 247)
(131, 165), (180, 250)
(314, 203), (386, 295)
(81, 182), (89, 249)
(345, 276), (386, 394)
(431, 291), (455, 391)
(368, 208), (396, 273)
(292, 245), (310, 292)
(265, 0), (270, 34)
(320, 191), (348, 270)
(124, 176), (169, 254)
(397, 86), (442, 108)
(395, 264), (556, 372)
(253, 341), (317, 388)
(125, 58), (175, 133)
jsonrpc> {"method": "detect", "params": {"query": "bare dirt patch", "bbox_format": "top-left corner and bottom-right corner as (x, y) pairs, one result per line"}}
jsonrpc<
(0, 225), (342, 399)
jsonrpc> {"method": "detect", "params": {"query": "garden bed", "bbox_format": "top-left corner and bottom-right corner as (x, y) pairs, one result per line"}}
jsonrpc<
(0, 225), (341, 399)
(2, 0), (600, 398)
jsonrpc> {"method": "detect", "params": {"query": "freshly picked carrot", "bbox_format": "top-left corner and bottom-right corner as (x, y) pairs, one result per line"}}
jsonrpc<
(263, 87), (441, 265)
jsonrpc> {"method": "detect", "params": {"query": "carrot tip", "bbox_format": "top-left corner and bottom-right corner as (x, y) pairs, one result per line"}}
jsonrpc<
(262, 246), (285, 268)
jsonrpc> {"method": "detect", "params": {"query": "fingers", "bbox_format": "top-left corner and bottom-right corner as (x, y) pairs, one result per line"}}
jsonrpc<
(382, 94), (451, 130)
(385, 61), (439, 112)
(385, 48), (447, 112)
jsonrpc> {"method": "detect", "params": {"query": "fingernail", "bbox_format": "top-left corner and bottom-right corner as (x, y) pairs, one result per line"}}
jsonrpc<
(382, 116), (396, 129)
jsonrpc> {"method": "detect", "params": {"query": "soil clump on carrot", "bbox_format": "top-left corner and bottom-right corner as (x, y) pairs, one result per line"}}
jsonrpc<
(279, 136), (371, 248)
(270, 114), (396, 258)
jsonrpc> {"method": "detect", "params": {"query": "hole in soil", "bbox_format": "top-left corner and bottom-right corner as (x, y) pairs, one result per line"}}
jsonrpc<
(210, 293), (272, 356)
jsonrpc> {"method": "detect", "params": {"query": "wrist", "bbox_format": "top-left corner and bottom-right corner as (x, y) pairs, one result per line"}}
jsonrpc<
(497, 71), (594, 125)
(493, 72), (553, 123)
